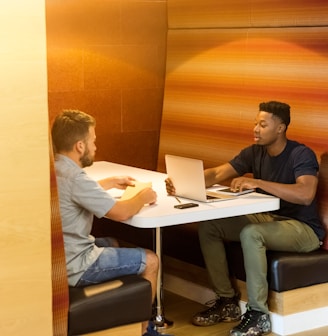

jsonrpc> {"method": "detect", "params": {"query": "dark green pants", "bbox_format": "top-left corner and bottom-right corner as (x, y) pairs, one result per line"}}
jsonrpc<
(198, 213), (320, 313)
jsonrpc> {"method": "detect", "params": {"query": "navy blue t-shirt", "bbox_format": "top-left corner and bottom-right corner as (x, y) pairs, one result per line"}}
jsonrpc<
(229, 140), (325, 240)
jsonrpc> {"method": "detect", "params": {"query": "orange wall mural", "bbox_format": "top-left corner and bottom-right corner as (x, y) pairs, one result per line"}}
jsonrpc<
(159, 0), (328, 170)
(158, 0), (328, 245)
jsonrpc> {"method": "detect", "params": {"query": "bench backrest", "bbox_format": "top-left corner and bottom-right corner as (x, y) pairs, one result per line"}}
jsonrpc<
(317, 153), (328, 249)
(50, 139), (69, 336)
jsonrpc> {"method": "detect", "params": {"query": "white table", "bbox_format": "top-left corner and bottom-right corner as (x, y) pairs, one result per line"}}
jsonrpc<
(85, 161), (280, 326)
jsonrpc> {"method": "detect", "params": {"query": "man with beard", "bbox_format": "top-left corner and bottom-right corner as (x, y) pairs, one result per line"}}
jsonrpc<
(165, 101), (324, 336)
(51, 110), (171, 336)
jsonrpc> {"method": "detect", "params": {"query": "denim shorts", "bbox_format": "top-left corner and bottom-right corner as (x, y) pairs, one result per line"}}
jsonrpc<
(76, 237), (147, 287)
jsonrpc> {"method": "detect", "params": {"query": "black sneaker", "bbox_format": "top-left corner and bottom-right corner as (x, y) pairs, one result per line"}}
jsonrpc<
(192, 295), (241, 326)
(143, 321), (174, 336)
(230, 307), (271, 336)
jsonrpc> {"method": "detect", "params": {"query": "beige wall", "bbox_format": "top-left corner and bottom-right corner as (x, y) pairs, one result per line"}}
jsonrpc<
(0, 1), (52, 335)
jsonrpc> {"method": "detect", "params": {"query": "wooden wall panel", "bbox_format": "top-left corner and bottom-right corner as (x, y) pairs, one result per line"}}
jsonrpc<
(158, 27), (328, 171)
(0, 1), (52, 335)
(46, 0), (167, 170)
(168, 0), (328, 28)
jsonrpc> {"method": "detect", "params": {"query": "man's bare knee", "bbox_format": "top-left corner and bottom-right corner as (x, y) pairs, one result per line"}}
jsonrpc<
(144, 249), (159, 273)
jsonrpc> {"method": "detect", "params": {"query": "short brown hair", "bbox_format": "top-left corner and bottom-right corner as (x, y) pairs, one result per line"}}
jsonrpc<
(51, 110), (96, 153)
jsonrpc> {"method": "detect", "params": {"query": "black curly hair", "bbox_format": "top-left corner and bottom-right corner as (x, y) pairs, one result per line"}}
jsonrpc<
(259, 101), (290, 131)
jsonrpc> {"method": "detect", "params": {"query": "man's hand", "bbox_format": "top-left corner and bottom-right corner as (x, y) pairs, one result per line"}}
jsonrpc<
(98, 176), (136, 190)
(230, 176), (258, 192)
(137, 187), (157, 205)
(111, 176), (136, 189)
(165, 177), (176, 195)
(106, 187), (157, 221)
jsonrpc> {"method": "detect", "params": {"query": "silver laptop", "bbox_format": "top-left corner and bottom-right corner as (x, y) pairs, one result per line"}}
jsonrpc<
(165, 154), (234, 203)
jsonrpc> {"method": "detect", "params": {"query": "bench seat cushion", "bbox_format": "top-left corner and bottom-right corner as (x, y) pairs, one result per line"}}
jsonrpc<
(226, 242), (328, 292)
(68, 275), (152, 335)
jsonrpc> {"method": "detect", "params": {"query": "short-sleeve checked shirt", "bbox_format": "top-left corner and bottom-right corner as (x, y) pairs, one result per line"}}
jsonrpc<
(55, 154), (116, 286)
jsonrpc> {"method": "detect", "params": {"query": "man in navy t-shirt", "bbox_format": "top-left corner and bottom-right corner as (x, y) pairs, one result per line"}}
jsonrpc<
(166, 101), (325, 336)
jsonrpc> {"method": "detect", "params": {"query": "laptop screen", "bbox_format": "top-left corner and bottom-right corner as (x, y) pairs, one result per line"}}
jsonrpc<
(165, 154), (209, 202)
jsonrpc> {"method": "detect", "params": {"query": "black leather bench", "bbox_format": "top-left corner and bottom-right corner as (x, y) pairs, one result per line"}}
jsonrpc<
(226, 241), (328, 292)
(68, 275), (152, 335)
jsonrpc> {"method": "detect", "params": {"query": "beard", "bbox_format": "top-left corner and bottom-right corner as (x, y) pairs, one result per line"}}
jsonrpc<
(80, 147), (94, 168)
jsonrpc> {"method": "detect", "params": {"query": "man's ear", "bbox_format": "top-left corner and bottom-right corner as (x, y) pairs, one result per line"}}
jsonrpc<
(278, 123), (286, 133)
(76, 140), (85, 154)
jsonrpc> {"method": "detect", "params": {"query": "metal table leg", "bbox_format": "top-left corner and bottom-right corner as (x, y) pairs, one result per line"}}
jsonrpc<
(153, 227), (173, 329)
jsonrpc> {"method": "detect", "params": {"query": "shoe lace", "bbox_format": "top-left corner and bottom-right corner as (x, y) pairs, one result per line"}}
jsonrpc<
(235, 309), (257, 330)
